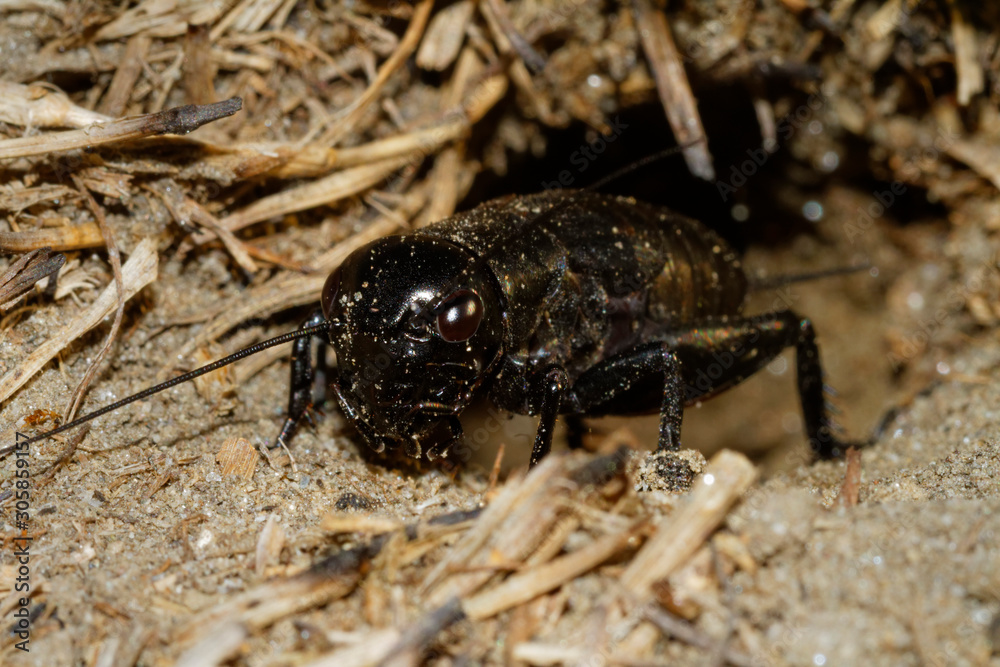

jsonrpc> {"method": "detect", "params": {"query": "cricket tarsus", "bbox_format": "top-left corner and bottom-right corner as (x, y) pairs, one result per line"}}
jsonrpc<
(21, 322), (328, 447)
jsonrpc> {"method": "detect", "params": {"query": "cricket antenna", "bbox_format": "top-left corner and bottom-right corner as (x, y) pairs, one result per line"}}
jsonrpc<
(747, 262), (873, 291)
(587, 139), (708, 192)
(17, 321), (330, 447)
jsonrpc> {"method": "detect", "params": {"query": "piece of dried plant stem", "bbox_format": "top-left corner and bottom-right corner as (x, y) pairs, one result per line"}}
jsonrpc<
(632, 0), (714, 181)
(315, 0), (434, 146)
(0, 97), (242, 161)
(63, 175), (125, 423)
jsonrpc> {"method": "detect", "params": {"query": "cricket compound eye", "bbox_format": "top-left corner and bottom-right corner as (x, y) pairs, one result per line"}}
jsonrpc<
(321, 266), (342, 319)
(435, 290), (483, 342)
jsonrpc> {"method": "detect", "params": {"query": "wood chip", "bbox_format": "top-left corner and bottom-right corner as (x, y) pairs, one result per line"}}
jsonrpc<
(0, 97), (242, 161)
(511, 641), (676, 666)
(97, 34), (151, 117)
(416, 0), (474, 71)
(216, 437), (258, 481)
(621, 449), (757, 598)
(191, 345), (238, 410)
(217, 0), (288, 37)
(837, 446), (863, 508)
(214, 155), (412, 234)
(176, 542), (378, 651)
(255, 515), (286, 576)
(422, 456), (569, 604)
(175, 621), (246, 667)
(94, 2), (227, 41)
(865, 0), (915, 42)
(463, 521), (641, 620)
(182, 23), (218, 106)
(0, 81), (111, 129)
(948, 0), (984, 106)
(304, 628), (401, 667)
(320, 514), (405, 536)
(0, 223), (104, 253)
(946, 138), (1000, 192)
(0, 184), (76, 213)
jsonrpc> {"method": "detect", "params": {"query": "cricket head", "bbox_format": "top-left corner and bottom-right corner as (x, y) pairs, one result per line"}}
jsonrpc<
(321, 236), (504, 457)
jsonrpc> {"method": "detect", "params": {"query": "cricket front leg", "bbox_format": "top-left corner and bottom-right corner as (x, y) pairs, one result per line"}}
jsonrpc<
(274, 309), (328, 448)
(529, 366), (570, 467)
(489, 359), (572, 467)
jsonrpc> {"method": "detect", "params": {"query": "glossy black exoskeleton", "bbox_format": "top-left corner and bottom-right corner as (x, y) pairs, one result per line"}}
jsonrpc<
(23, 190), (854, 464)
(279, 189), (851, 465)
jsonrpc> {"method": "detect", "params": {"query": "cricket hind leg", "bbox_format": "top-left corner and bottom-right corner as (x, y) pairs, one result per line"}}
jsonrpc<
(664, 310), (854, 459)
(274, 309), (330, 448)
(793, 314), (856, 459)
(563, 310), (855, 459)
(505, 311), (854, 466)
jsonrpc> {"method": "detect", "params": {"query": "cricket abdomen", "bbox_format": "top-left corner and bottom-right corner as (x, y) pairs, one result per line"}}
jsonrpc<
(529, 192), (748, 375)
(643, 210), (747, 325)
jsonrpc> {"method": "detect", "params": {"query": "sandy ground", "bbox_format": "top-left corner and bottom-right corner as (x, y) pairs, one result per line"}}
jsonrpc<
(1, 1), (1000, 665)
(2, 181), (999, 666)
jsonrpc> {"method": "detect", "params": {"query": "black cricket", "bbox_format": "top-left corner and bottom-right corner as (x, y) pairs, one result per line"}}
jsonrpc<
(23, 190), (853, 464)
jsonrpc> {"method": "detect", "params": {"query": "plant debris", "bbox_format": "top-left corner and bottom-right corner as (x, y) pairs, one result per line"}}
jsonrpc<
(1, 1), (1000, 665)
